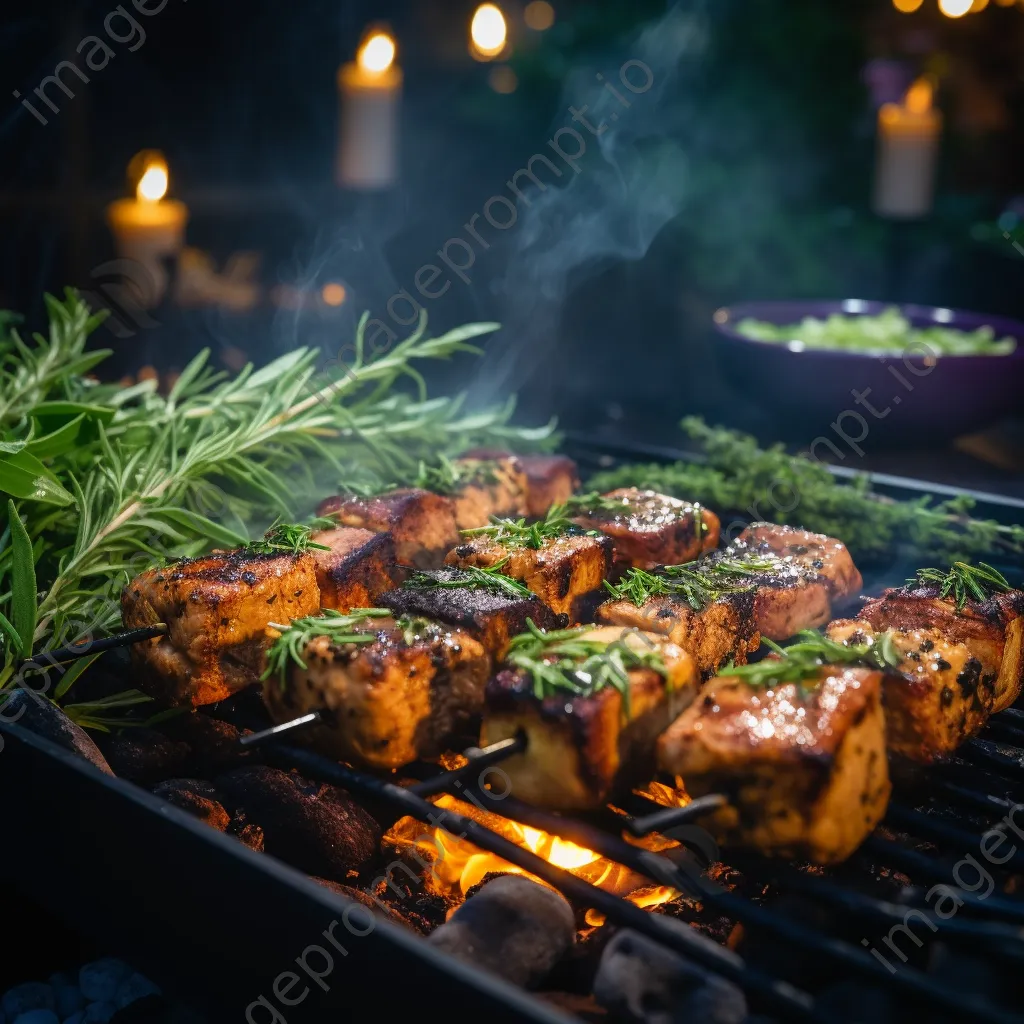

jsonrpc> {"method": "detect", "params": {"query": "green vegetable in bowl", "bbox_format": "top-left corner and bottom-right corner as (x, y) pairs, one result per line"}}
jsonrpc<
(735, 306), (1016, 356)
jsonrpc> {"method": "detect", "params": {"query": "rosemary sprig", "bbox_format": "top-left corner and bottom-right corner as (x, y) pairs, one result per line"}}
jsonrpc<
(722, 628), (903, 689)
(0, 290), (557, 724)
(505, 619), (668, 717)
(603, 556), (778, 610)
(587, 417), (1024, 564)
(552, 491), (630, 517)
(405, 561), (532, 599)
(909, 561), (1013, 611)
(462, 497), (602, 549)
(244, 518), (335, 556)
(262, 608), (391, 685)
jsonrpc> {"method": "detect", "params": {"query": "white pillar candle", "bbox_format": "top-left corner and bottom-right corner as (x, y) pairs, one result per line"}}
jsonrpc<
(336, 32), (402, 190)
(106, 154), (188, 303)
(873, 78), (942, 220)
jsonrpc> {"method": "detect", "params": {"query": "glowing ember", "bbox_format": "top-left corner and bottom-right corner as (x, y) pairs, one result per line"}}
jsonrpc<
(383, 791), (682, 926)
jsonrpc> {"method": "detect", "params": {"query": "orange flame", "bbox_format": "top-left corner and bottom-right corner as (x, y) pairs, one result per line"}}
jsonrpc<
(383, 789), (683, 926)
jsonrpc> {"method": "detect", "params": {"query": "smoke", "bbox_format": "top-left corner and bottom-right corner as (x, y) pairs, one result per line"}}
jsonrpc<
(471, 1), (709, 405)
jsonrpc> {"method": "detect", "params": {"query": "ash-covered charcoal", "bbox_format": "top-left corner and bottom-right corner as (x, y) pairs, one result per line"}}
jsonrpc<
(227, 811), (265, 852)
(593, 928), (747, 1024)
(159, 712), (255, 775)
(308, 878), (415, 927)
(151, 779), (230, 831)
(215, 766), (381, 878)
(94, 727), (191, 785)
(2, 688), (112, 775)
(427, 875), (575, 988)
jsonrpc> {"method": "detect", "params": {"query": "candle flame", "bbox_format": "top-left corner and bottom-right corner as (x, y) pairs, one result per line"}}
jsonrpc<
(136, 159), (168, 203)
(358, 32), (396, 74)
(904, 77), (933, 115)
(471, 4), (507, 60)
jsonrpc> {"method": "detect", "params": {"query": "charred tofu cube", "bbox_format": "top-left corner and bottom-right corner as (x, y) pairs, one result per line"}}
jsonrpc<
(445, 530), (613, 620)
(597, 592), (760, 679)
(658, 665), (890, 864)
(122, 551), (320, 707)
(826, 619), (994, 762)
(317, 488), (459, 569)
(378, 568), (562, 658)
(574, 489), (720, 570)
(860, 583), (1024, 713)
(449, 452), (529, 529)
(263, 617), (489, 770)
(310, 526), (399, 612)
(518, 454), (581, 517)
(735, 523), (862, 603)
(482, 626), (698, 811)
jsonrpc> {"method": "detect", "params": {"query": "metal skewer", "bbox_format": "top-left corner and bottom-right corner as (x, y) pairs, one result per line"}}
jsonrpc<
(17, 623), (168, 672)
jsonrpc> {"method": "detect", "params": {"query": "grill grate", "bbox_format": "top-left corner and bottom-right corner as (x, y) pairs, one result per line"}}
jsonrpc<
(245, 707), (1024, 1024)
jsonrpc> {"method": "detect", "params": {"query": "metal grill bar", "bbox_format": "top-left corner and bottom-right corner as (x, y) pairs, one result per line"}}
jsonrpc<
(885, 804), (1024, 870)
(270, 744), (820, 1023)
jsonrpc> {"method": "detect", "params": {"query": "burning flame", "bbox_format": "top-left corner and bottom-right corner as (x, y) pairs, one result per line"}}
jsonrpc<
(136, 157), (168, 203)
(383, 791), (682, 927)
(470, 4), (507, 60)
(904, 77), (933, 115)
(939, 0), (972, 15)
(358, 32), (396, 74)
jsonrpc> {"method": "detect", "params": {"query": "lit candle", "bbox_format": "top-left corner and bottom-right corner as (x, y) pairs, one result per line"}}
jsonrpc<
(336, 31), (402, 190)
(873, 77), (942, 219)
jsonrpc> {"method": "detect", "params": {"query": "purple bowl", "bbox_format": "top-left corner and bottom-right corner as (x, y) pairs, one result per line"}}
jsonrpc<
(711, 299), (1024, 445)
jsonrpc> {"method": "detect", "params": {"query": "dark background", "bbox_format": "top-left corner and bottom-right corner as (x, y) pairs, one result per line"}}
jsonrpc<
(2, 0), (1023, 470)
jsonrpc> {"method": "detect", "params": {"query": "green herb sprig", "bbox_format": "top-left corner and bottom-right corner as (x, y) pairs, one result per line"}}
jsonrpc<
(245, 518), (336, 556)
(414, 453), (498, 495)
(552, 491), (630, 518)
(722, 628), (903, 689)
(406, 560), (532, 599)
(505, 619), (668, 717)
(909, 561), (1013, 611)
(587, 417), (1024, 564)
(262, 608), (391, 684)
(604, 556), (778, 610)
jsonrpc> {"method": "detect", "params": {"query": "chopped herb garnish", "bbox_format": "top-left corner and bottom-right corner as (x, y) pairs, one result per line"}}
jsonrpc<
(552, 491), (632, 517)
(406, 560), (532, 599)
(262, 608), (391, 685)
(414, 454), (498, 495)
(603, 555), (778, 610)
(396, 614), (440, 647)
(505, 619), (668, 718)
(246, 518), (336, 556)
(910, 561), (1012, 611)
(722, 628), (904, 689)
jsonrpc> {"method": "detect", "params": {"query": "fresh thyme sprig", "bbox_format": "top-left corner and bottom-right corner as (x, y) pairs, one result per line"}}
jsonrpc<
(262, 608), (391, 685)
(505, 619), (668, 716)
(244, 518), (335, 556)
(909, 561), (1013, 611)
(722, 628), (903, 689)
(587, 417), (1024, 564)
(405, 561), (532, 599)
(604, 555), (778, 610)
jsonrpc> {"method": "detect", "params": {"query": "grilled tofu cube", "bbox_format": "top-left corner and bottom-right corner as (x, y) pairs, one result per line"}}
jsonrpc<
(735, 523), (862, 603)
(597, 592), (760, 679)
(482, 626), (698, 811)
(378, 569), (562, 658)
(263, 618), (489, 770)
(122, 551), (320, 707)
(658, 665), (890, 864)
(826, 619), (994, 762)
(518, 454), (581, 517)
(860, 584), (1024, 712)
(310, 527), (399, 612)
(317, 489), (459, 569)
(445, 531), (613, 620)
(575, 489), (720, 569)
(449, 452), (529, 529)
